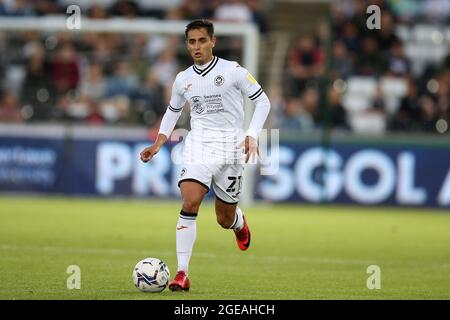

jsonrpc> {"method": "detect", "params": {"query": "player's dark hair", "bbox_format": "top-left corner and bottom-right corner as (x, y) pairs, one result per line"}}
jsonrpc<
(185, 19), (214, 39)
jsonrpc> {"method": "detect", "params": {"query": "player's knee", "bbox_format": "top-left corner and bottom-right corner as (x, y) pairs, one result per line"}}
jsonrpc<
(182, 199), (201, 213)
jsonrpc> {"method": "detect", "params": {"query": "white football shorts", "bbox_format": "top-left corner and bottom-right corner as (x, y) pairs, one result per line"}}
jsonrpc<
(177, 162), (244, 204)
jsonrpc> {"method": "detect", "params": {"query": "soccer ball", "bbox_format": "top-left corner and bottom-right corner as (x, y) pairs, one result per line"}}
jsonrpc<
(132, 258), (170, 292)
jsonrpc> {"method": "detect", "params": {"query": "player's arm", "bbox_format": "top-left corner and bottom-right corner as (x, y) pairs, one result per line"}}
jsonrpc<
(245, 87), (270, 162)
(236, 66), (271, 162)
(140, 75), (185, 163)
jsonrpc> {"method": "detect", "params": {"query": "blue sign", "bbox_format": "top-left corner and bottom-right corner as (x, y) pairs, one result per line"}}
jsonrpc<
(1, 137), (449, 208)
(255, 143), (450, 207)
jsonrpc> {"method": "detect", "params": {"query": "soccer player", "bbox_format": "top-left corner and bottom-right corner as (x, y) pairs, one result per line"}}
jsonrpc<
(139, 19), (270, 291)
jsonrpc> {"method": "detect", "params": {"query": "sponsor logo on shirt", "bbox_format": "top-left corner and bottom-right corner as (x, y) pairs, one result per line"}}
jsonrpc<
(190, 95), (225, 114)
(204, 95), (224, 113)
(190, 96), (205, 114)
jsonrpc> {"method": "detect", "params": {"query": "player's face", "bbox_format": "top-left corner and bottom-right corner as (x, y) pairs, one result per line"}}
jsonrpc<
(186, 28), (216, 65)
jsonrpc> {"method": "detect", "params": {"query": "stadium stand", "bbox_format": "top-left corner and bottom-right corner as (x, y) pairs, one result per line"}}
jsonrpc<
(0, 0), (449, 135)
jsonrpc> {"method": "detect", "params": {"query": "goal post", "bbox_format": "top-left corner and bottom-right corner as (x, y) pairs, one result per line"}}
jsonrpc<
(0, 16), (260, 206)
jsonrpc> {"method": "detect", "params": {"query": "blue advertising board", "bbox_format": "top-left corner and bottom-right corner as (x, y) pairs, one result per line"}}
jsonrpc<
(1, 136), (449, 208)
(256, 142), (450, 207)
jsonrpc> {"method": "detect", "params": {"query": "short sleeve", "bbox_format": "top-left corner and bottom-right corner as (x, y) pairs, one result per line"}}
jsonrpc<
(168, 73), (186, 112)
(234, 64), (264, 102)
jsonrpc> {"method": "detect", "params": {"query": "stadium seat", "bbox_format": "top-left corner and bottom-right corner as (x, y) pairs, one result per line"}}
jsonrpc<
(380, 77), (408, 115)
(342, 77), (377, 114)
(342, 94), (373, 113)
(349, 111), (386, 135)
(346, 77), (378, 97)
(413, 25), (443, 43)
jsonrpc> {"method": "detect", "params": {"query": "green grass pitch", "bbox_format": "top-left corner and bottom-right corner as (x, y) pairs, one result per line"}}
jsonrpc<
(0, 196), (449, 300)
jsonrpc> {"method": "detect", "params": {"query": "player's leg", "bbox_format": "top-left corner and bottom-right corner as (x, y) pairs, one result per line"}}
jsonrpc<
(212, 164), (250, 250)
(214, 198), (250, 250)
(170, 167), (211, 291)
(177, 180), (207, 271)
(215, 198), (247, 236)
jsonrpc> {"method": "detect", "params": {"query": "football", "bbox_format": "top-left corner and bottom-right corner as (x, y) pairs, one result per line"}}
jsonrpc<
(132, 258), (170, 292)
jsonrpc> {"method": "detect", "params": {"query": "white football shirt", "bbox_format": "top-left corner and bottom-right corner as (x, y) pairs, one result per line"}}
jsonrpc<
(168, 56), (264, 162)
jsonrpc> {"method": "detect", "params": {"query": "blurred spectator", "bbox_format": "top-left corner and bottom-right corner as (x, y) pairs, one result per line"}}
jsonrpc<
(302, 87), (320, 121)
(127, 34), (151, 82)
(85, 100), (105, 125)
(145, 35), (182, 63)
(0, 90), (23, 122)
(65, 95), (90, 120)
(56, 0), (115, 12)
(375, 11), (400, 52)
(164, 6), (184, 20)
(100, 95), (130, 123)
(354, 36), (385, 76)
(88, 5), (110, 19)
(418, 94), (439, 132)
(384, 39), (410, 77)
(110, 0), (139, 18)
(178, 0), (206, 20)
(53, 93), (72, 121)
(318, 87), (349, 131)
(277, 97), (315, 131)
(0, 2), (6, 15)
(435, 75), (450, 122)
(50, 42), (80, 94)
(285, 35), (324, 97)
(132, 70), (165, 126)
(339, 21), (360, 54)
(134, 0), (182, 18)
(390, 78), (421, 131)
(105, 61), (138, 97)
(331, 40), (354, 80)
(79, 63), (107, 100)
(0, 0), (35, 16)
(88, 36), (117, 74)
(214, 0), (253, 23)
(151, 50), (179, 88)
(33, 0), (60, 16)
(201, 0), (221, 18)
(348, 0), (369, 34)
(21, 40), (55, 119)
(246, 0), (269, 34)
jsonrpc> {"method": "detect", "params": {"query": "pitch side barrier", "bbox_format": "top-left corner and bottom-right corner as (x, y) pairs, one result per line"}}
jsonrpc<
(0, 124), (450, 208)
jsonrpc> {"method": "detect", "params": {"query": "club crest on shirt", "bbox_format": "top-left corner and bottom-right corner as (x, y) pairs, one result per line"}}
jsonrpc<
(190, 96), (205, 114)
(214, 75), (225, 86)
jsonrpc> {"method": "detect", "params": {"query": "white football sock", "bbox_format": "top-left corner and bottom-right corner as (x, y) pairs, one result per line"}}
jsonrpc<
(230, 207), (244, 231)
(176, 211), (197, 274)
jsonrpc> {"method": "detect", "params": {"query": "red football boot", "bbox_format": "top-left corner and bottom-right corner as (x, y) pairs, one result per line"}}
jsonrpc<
(169, 270), (190, 291)
(234, 215), (251, 251)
